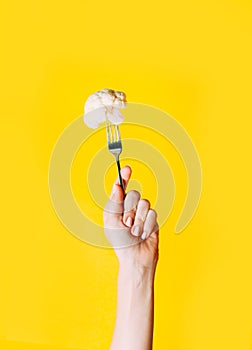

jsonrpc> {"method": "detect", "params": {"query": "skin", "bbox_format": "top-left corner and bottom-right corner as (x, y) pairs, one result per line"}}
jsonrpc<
(103, 165), (159, 350)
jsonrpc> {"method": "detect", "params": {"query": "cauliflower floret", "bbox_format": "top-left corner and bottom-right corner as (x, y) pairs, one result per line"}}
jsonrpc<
(84, 88), (127, 129)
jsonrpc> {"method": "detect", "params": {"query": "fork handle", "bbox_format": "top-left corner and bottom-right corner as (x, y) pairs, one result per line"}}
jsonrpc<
(116, 159), (125, 197)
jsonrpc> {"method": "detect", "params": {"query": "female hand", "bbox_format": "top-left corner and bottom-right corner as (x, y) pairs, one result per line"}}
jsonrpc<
(103, 165), (159, 270)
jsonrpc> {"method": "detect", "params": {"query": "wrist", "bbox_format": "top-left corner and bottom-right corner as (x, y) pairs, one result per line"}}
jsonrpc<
(119, 255), (157, 275)
(118, 262), (156, 289)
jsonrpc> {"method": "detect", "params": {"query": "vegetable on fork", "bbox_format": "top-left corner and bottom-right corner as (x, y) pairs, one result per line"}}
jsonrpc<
(83, 88), (127, 129)
(83, 88), (127, 194)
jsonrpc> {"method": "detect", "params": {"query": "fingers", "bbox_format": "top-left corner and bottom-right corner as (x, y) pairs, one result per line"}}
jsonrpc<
(104, 165), (159, 241)
(122, 191), (158, 239)
(141, 209), (158, 239)
(123, 190), (141, 227)
(131, 199), (150, 237)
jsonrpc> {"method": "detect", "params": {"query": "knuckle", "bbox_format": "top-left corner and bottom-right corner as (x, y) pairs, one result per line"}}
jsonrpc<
(123, 212), (132, 220)
(136, 217), (144, 224)
(124, 207), (135, 216)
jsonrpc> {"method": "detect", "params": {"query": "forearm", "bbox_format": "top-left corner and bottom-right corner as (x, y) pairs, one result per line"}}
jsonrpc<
(110, 263), (156, 350)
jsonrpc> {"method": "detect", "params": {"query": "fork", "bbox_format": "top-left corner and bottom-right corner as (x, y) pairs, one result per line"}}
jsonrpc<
(106, 120), (125, 196)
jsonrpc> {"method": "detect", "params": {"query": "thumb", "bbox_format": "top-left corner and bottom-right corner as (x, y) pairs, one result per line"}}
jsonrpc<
(110, 183), (125, 203)
(104, 166), (132, 219)
(109, 165), (132, 202)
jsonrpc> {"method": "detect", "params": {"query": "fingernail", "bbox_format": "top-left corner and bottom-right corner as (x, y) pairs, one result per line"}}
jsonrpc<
(132, 225), (141, 237)
(141, 232), (147, 240)
(125, 216), (133, 227)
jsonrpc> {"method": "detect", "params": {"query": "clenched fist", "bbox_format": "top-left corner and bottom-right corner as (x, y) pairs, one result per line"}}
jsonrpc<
(103, 165), (159, 270)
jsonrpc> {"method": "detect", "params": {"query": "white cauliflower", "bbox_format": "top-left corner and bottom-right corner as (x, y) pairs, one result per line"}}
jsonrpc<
(83, 88), (127, 129)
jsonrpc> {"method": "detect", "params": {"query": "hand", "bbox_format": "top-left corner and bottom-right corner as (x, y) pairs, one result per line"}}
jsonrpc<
(103, 165), (159, 270)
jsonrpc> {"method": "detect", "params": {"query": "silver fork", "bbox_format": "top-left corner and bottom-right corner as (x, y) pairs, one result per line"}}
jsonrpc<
(106, 120), (125, 196)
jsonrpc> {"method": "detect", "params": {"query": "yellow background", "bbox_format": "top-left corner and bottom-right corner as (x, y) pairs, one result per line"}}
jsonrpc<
(1, 0), (252, 349)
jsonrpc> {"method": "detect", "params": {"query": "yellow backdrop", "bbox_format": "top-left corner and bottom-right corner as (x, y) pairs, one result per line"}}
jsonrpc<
(1, 0), (252, 349)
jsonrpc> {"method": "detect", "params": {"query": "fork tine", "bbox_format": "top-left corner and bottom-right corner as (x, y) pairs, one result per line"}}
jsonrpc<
(110, 123), (115, 142)
(106, 120), (122, 144)
(105, 121), (124, 195)
(115, 125), (121, 141)
(106, 120), (114, 144)
(111, 123), (116, 142)
(113, 125), (116, 142)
